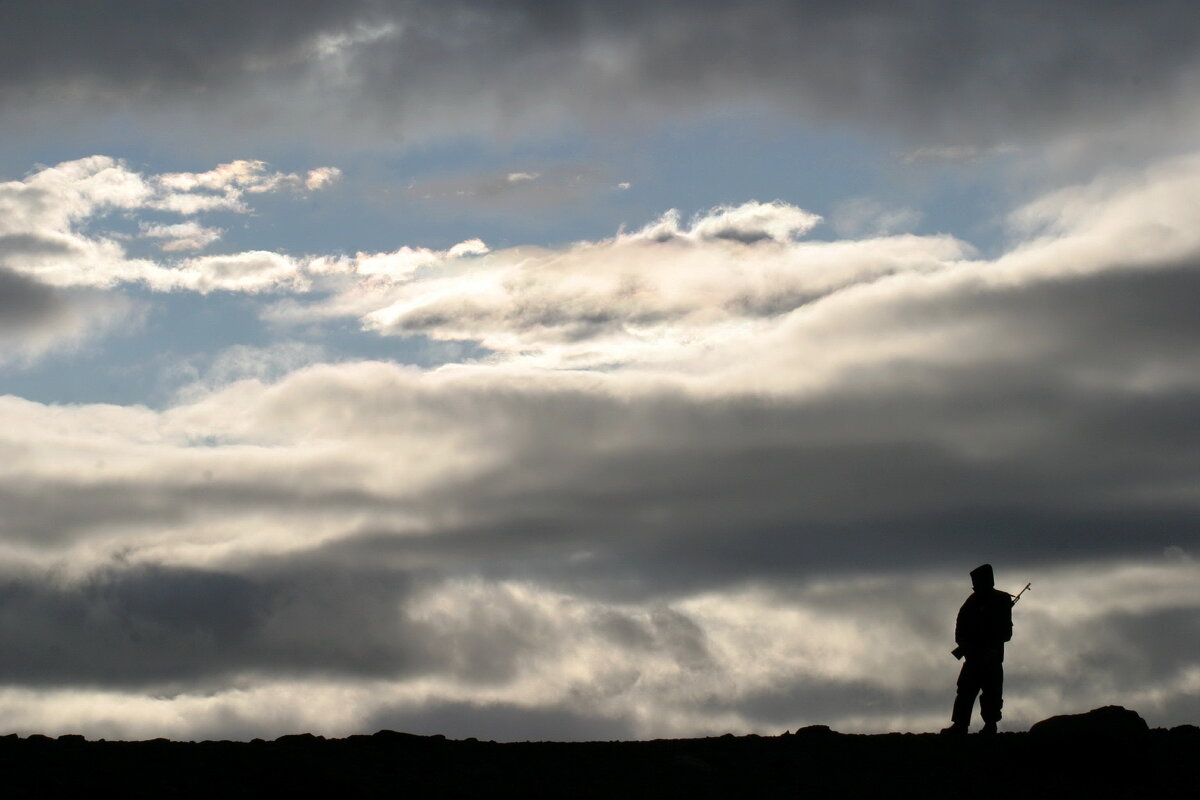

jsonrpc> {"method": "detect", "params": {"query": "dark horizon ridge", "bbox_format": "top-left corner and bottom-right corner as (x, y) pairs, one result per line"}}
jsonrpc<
(2, 706), (1196, 798)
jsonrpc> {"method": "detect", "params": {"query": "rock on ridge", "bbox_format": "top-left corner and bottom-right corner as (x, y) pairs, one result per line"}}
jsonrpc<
(1028, 705), (1149, 738)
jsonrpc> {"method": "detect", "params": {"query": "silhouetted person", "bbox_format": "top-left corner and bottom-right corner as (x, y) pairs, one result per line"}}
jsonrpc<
(941, 563), (1012, 735)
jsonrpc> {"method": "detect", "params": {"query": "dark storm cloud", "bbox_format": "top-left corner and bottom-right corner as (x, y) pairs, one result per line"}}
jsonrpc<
(3, 1), (1198, 147)
(0, 0), (355, 100)
(0, 555), (717, 695)
(0, 563), (412, 687)
(329, 446), (1198, 603)
(0, 559), (557, 689)
(286, 258), (1200, 601)
(1104, 607), (1200, 684)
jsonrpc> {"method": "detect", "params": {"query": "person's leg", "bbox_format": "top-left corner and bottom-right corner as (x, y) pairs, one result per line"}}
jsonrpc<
(978, 659), (1004, 732)
(951, 659), (982, 727)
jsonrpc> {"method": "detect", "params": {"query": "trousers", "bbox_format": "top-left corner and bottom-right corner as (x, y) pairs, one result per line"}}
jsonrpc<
(952, 655), (1003, 724)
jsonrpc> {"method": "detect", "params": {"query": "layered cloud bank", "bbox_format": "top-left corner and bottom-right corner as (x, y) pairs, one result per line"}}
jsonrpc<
(5, 1), (1200, 159)
(1, 149), (1199, 739)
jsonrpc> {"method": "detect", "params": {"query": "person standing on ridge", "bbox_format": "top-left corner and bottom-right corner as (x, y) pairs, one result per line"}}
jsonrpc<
(941, 563), (1013, 735)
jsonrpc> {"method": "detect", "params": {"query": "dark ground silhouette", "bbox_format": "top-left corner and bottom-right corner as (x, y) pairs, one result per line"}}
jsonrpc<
(0, 707), (1195, 798)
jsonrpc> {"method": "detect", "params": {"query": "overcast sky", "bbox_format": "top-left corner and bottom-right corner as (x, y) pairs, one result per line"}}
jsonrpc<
(1, 1), (1198, 741)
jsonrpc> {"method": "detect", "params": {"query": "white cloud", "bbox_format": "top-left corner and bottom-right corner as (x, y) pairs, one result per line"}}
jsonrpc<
(304, 166), (342, 190)
(140, 221), (224, 252)
(998, 152), (1200, 279)
(158, 159), (319, 195)
(290, 201), (963, 370)
(683, 201), (822, 244)
(13, 150), (1199, 382)
(0, 156), (151, 235)
(300, 239), (490, 288)
(446, 238), (489, 258)
(247, 154), (1200, 390)
(174, 251), (307, 294)
(625, 201), (822, 246)
(150, 192), (244, 215)
(0, 156), (337, 296)
(151, 159), (342, 210)
(353, 247), (444, 279)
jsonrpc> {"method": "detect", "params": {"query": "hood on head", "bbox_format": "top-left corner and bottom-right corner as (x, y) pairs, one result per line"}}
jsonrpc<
(970, 563), (994, 591)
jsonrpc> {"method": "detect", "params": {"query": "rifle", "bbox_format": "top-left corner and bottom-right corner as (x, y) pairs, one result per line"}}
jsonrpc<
(951, 582), (1030, 660)
(1008, 582), (1032, 605)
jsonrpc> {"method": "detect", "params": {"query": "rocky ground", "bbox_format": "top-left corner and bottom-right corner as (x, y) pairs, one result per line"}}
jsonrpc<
(0, 707), (1195, 798)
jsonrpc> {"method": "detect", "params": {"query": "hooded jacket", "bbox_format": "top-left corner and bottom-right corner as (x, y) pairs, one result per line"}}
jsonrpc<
(954, 564), (1013, 660)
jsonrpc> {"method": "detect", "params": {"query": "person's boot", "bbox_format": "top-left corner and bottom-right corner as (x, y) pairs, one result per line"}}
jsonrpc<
(979, 721), (998, 735)
(940, 722), (967, 735)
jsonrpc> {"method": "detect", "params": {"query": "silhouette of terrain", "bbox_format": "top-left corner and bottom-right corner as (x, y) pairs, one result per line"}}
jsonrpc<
(0, 707), (1195, 798)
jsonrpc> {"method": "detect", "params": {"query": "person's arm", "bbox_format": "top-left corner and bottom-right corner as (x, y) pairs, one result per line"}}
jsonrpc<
(954, 597), (972, 646)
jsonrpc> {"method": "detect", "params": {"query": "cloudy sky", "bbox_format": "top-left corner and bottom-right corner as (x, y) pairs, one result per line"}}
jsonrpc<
(1, 1), (1198, 741)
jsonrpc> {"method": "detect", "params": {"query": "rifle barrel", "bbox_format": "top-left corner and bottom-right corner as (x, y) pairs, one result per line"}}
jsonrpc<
(1009, 582), (1031, 605)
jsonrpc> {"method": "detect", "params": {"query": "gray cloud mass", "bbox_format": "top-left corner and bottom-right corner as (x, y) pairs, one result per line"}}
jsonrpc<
(0, 265), (63, 332)
(0, 265), (134, 364)
(3, 1), (1198, 149)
